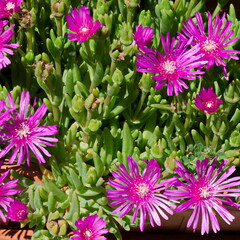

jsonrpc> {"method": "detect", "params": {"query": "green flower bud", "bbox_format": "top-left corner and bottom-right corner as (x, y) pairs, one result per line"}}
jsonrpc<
(34, 60), (54, 82)
(112, 69), (123, 84)
(57, 219), (68, 236)
(25, 50), (35, 64)
(51, 0), (66, 18)
(87, 119), (102, 132)
(79, 142), (89, 153)
(230, 130), (240, 147)
(46, 220), (59, 236)
(85, 167), (97, 185)
(119, 23), (133, 46)
(19, 9), (36, 28)
(72, 94), (85, 113)
(151, 140), (164, 158)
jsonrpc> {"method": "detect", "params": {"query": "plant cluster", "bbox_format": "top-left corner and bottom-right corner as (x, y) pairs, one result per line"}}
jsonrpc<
(0, 0), (240, 239)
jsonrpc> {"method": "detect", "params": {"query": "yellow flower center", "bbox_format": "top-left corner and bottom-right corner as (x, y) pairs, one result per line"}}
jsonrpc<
(6, 2), (15, 10)
(136, 182), (150, 198)
(83, 229), (92, 239)
(205, 101), (214, 108)
(201, 39), (219, 56)
(16, 122), (31, 139)
(162, 60), (176, 74)
(199, 186), (211, 199)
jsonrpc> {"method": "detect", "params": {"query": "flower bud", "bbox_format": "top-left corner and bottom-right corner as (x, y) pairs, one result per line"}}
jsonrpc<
(19, 9), (36, 28)
(34, 60), (54, 82)
(51, 0), (66, 18)
(72, 94), (85, 113)
(124, 0), (140, 8)
(119, 23), (133, 45)
(57, 219), (68, 236)
(46, 220), (59, 236)
(87, 119), (102, 132)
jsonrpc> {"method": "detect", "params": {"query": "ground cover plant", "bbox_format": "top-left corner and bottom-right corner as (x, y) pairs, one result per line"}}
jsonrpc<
(0, 0), (240, 239)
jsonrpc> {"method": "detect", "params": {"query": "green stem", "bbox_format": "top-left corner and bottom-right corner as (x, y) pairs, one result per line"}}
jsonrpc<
(126, 7), (135, 24)
(110, 61), (116, 78)
(184, 99), (193, 131)
(52, 58), (62, 122)
(103, 95), (111, 112)
(26, 28), (33, 52)
(83, 110), (93, 143)
(84, 40), (94, 63)
(84, 41), (96, 92)
(88, 65), (95, 92)
(56, 17), (62, 37)
(205, 114), (210, 147)
(55, 59), (62, 85)
(26, 28), (35, 89)
(10, 17), (15, 42)
(52, 105), (60, 122)
(103, 61), (116, 111)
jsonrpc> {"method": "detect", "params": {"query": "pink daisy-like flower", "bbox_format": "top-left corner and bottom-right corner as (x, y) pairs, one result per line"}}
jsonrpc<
(6, 199), (28, 221)
(135, 33), (207, 96)
(66, 6), (103, 43)
(0, 166), (20, 222)
(69, 214), (109, 240)
(180, 12), (240, 79)
(0, 91), (58, 166)
(0, 0), (23, 18)
(0, 20), (19, 70)
(106, 155), (176, 232)
(133, 24), (154, 49)
(194, 86), (223, 114)
(165, 158), (240, 235)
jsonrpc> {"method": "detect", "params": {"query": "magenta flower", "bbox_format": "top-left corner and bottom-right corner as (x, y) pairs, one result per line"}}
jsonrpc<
(194, 87), (223, 114)
(135, 33), (207, 96)
(66, 6), (103, 43)
(69, 214), (109, 240)
(106, 155), (176, 232)
(0, 91), (58, 166)
(0, 99), (12, 125)
(0, 20), (19, 70)
(0, 167), (20, 222)
(165, 158), (240, 235)
(6, 199), (28, 221)
(0, 0), (23, 18)
(133, 24), (154, 49)
(180, 12), (240, 79)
